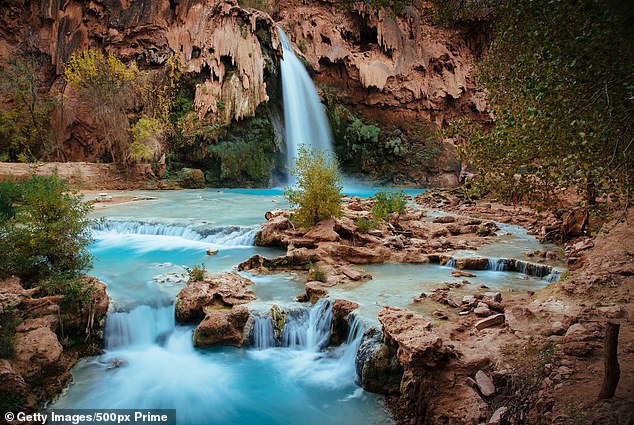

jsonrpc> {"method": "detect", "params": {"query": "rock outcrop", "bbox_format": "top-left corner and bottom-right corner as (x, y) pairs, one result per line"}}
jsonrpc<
(176, 272), (257, 323)
(277, 0), (490, 127)
(329, 299), (359, 346)
(0, 276), (109, 410)
(240, 202), (500, 282)
(0, 0), (281, 162)
(193, 305), (251, 348)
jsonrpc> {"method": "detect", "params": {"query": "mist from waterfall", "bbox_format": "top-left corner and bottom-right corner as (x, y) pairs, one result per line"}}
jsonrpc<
(278, 28), (334, 174)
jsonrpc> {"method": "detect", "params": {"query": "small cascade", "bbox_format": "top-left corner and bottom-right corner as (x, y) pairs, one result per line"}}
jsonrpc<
(281, 298), (333, 350)
(278, 28), (334, 171)
(92, 220), (256, 247)
(337, 313), (366, 369)
(105, 304), (175, 350)
(486, 258), (554, 278)
(250, 314), (276, 349)
(444, 256), (559, 280)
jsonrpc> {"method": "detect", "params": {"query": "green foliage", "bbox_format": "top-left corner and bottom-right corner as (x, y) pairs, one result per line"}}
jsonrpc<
(0, 175), (93, 283)
(0, 307), (18, 358)
(324, 89), (442, 180)
(0, 56), (54, 161)
(206, 117), (276, 186)
(130, 117), (164, 161)
(238, 0), (276, 14)
(187, 264), (206, 281)
(355, 217), (375, 233)
(459, 0), (634, 209)
(0, 392), (23, 413)
(41, 275), (95, 313)
(428, 0), (493, 26)
(307, 263), (326, 282)
(285, 145), (343, 228)
(64, 50), (178, 165)
(372, 190), (407, 223)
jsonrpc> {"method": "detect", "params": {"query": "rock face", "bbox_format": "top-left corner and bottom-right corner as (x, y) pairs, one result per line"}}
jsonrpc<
(0, 0), (281, 161)
(304, 281), (329, 303)
(193, 305), (251, 348)
(13, 318), (63, 379)
(356, 328), (403, 394)
(330, 299), (359, 346)
(378, 307), (453, 367)
(277, 0), (490, 127)
(176, 272), (256, 323)
(0, 276), (109, 411)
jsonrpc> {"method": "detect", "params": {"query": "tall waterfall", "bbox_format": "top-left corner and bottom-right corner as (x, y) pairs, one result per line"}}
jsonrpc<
(278, 28), (334, 171)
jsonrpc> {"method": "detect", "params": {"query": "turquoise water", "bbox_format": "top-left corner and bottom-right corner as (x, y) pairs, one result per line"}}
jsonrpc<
(54, 189), (558, 424)
(54, 190), (393, 425)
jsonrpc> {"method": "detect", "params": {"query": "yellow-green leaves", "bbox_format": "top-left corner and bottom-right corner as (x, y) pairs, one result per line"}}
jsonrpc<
(284, 145), (343, 228)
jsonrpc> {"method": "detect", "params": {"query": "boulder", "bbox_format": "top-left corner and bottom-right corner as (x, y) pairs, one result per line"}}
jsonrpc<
(378, 307), (454, 367)
(474, 314), (505, 331)
(340, 265), (368, 281)
(563, 323), (593, 357)
(176, 272), (256, 323)
(356, 329), (403, 394)
(560, 207), (588, 240)
(304, 281), (328, 303)
(483, 292), (502, 303)
(451, 270), (476, 278)
(456, 257), (489, 270)
(257, 215), (294, 247)
(432, 215), (456, 223)
(13, 325), (63, 378)
(475, 370), (495, 397)
(474, 303), (492, 317)
(330, 299), (360, 346)
(551, 321), (568, 336)
(317, 243), (392, 264)
(304, 219), (341, 242)
(193, 305), (251, 348)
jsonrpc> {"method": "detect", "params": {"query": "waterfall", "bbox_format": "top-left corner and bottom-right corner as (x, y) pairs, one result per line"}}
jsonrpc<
(444, 256), (560, 280)
(92, 220), (256, 248)
(105, 304), (175, 350)
(251, 313), (276, 349)
(278, 28), (334, 171)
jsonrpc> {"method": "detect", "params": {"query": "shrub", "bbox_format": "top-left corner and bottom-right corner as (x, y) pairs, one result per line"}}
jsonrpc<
(458, 0), (634, 209)
(187, 264), (206, 281)
(129, 117), (165, 162)
(355, 217), (374, 233)
(372, 190), (407, 223)
(0, 175), (93, 283)
(284, 145), (343, 228)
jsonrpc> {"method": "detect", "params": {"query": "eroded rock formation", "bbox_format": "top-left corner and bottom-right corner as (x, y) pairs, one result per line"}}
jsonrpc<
(0, 276), (109, 410)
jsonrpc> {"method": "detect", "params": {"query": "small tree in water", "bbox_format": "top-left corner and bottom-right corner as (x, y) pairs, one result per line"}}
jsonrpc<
(284, 145), (343, 228)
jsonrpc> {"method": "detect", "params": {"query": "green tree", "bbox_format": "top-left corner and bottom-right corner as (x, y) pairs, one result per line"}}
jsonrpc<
(284, 145), (343, 228)
(0, 57), (54, 161)
(0, 175), (93, 283)
(64, 49), (138, 164)
(458, 0), (634, 208)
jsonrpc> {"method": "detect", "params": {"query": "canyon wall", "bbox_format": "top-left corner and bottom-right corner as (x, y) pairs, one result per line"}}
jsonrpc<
(0, 0), (490, 185)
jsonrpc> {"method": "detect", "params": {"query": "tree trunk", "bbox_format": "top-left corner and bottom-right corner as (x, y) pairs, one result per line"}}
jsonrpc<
(598, 321), (620, 399)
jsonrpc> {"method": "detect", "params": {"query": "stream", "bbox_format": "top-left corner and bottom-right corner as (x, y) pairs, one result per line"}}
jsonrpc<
(50, 189), (562, 424)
